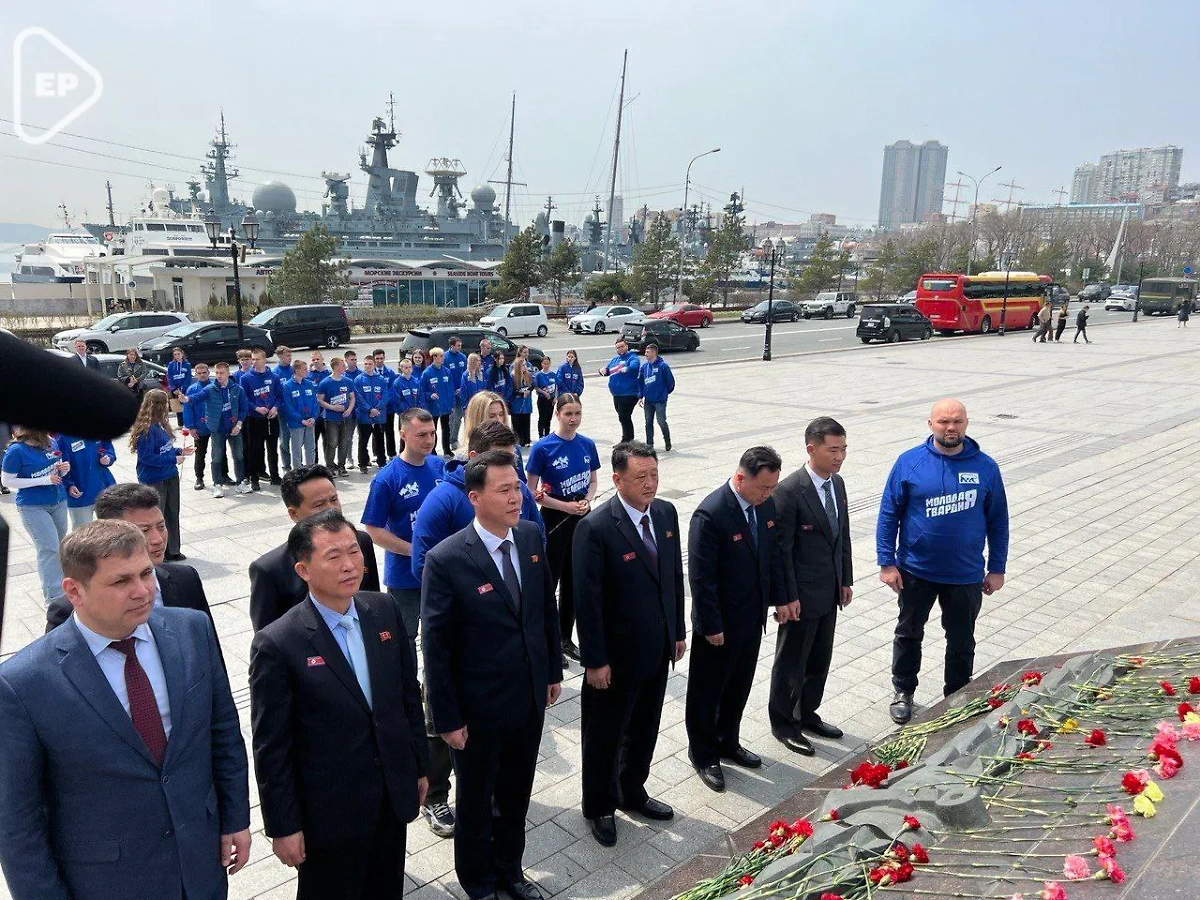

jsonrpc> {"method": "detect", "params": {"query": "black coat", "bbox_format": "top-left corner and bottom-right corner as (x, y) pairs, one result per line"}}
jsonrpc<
(421, 520), (562, 735)
(774, 467), (853, 619)
(45, 561), (212, 633)
(688, 483), (789, 641)
(249, 528), (380, 631)
(573, 495), (687, 681)
(249, 591), (429, 851)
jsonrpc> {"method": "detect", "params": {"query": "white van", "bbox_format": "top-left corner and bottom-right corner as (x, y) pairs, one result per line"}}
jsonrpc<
(479, 303), (549, 338)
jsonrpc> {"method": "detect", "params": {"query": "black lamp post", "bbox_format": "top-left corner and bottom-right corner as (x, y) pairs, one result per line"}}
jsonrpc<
(205, 211), (259, 346)
(1132, 259), (1144, 322)
(762, 246), (777, 361)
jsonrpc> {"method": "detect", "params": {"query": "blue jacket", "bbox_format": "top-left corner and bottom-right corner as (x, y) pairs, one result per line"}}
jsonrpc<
(0, 607), (250, 900)
(272, 361), (294, 383)
(135, 423), (183, 485)
(204, 379), (246, 434)
(374, 364), (397, 414)
(410, 457), (546, 583)
(353, 372), (389, 424)
(488, 364), (512, 404)
(391, 374), (423, 415)
(281, 377), (320, 429)
(876, 435), (1010, 583)
(166, 359), (192, 396)
(420, 365), (456, 417)
(442, 350), (469, 405)
(240, 367), (281, 419)
(58, 436), (117, 508)
(459, 371), (489, 407)
(509, 368), (533, 414)
(534, 370), (558, 402)
(637, 357), (675, 403)
(604, 351), (640, 397)
(556, 363), (585, 396)
(182, 378), (212, 434)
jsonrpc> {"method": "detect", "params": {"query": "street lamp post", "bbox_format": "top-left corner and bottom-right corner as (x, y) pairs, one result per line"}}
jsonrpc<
(1133, 259), (1144, 322)
(762, 247), (777, 361)
(957, 165), (1001, 275)
(205, 212), (260, 346)
(675, 148), (720, 301)
(999, 247), (1012, 335)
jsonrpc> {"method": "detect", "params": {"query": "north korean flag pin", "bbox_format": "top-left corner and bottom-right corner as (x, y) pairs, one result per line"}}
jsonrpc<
(307, 656), (326, 667)
(732, 533), (743, 542)
(767, 520), (776, 528)
(623, 551), (637, 562)
(531, 555), (539, 564)
(379, 631), (393, 642)
(478, 583), (494, 594)
(666, 530), (674, 538)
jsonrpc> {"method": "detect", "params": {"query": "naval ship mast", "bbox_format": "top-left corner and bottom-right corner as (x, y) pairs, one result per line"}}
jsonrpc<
(602, 50), (628, 273)
(489, 94), (525, 247)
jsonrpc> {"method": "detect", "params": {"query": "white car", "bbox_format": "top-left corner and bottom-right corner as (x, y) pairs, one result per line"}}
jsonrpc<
(801, 290), (859, 319)
(568, 304), (644, 335)
(478, 302), (549, 338)
(54, 311), (191, 354)
(1105, 294), (1136, 311)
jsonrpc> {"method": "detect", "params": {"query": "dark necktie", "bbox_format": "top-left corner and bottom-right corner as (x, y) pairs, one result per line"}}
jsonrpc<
(746, 504), (759, 551)
(498, 539), (522, 610)
(822, 480), (838, 532)
(639, 514), (659, 567)
(110, 638), (167, 765)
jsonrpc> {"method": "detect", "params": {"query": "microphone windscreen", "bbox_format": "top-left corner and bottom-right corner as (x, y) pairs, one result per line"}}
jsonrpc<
(0, 333), (141, 439)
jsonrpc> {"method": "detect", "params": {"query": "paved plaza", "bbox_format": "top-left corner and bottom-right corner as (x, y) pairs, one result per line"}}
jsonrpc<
(3, 318), (1200, 900)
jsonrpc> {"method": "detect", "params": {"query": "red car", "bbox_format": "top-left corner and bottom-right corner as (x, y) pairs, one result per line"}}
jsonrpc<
(649, 303), (713, 328)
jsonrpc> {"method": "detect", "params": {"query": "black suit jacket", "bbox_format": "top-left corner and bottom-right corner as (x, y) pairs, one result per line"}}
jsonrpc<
(421, 520), (562, 735)
(45, 561), (212, 633)
(249, 591), (429, 851)
(774, 467), (853, 619)
(249, 528), (380, 631)
(688, 483), (788, 642)
(573, 495), (687, 681)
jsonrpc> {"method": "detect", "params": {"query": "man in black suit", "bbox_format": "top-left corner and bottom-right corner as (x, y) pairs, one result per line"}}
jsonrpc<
(70, 338), (101, 371)
(769, 417), (853, 756)
(45, 483), (213, 632)
(574, 441), (686, 847)
(422, 450), (562, 900)
(685, 446), (789, 792)
(249, 464), (380, 631)
(249, 510), (429, 900)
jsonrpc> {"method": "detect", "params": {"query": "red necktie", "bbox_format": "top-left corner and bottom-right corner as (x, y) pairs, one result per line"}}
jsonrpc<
(110, 637), (168, 765)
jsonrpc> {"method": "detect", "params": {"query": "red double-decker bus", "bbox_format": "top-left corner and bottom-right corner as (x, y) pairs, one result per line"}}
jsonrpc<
(915, 271), (1051, 335)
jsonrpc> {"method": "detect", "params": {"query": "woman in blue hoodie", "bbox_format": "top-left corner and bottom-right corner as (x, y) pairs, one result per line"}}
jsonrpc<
(166, 346), (193, 426)
(419, 347), (457, 456)
(58, 435), (117, 528)
(130, 389), (194, 560)
(556, 349), (584, 397)
(508, 353), (534, 447)
(534, 354), (558, 439)
(459, 352), (488, 409)
(487, 351), (512, 405)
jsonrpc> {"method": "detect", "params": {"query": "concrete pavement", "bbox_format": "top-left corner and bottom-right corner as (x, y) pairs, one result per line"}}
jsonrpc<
(2, 313), (1198, 900)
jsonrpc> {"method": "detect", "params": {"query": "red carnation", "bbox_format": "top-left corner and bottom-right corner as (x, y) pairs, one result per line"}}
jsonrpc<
(1100, 856), (1126, 883)
(1121, 770), (1149, 795)
(1038, 740), (1054, 751)
(1179, 701), (1196, 721)
(1189, 676), (1200, 694)
(903, 814), (921, 831)
(849, 761), (891, 788)
(1092, 835), (1115, 857)
(768, 832), (786, 847)
(826, 808), (840, 821)
(895, 862), (914, 883)
(1128, 656), (1145, 667)
(752, 840), (765, 850)
(820, 895), (846, 900)
(911, 843), (930, 864)
(890, 843), (910, 861)
(1017, 718), (1039, 736)
(991, 682), (1011, 695)
(1084, 729), (1107, 747)
(792, 819), (814, 839)
(1016, 751), (1036, 761)
(738, 875), (754, 887)
(1161, 681), (1178, 696)
(1022, 671), (1043, 686)
(896, 760), (909, 769)
(987, 697), (1004, 709)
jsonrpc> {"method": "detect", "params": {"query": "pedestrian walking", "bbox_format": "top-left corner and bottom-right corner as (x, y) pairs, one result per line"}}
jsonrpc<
(420, 348), (457, 457)
(600, 338), (641, 443)
(1, 426), (70, 604)
(534, 355), (558, 439)
(166, 346), (192, 425)
(57, 434), (117, 528)
(1073, 304), (1091, 343)
(1054, 302), (1070, 342)
(130, 388), (194, 561)
(117, 348), (147, 398)
(1033, 301), (1052, 343)
(442, 337), (469, 451)
(509, 354), (534, 447)
(557, 349), (585, 397)
(316, 357), (356, 476)
(1179, 302), (1191, 328)
(877, 399), (1009, 725)
(637, 343), (675, 451)
(281, 359), (319, 467)
(204, 362), (252, 498)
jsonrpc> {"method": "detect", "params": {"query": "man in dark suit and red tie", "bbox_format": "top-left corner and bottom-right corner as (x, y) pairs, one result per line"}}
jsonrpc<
(421, 450), (562, 900)
(685, 446), (789, 792)
(249, 510), (429, 900)
(573, 440), (687, 847)
(769, 417), (853, 756)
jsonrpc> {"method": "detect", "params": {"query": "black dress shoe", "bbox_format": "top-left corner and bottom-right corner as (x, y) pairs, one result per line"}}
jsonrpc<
(721, 746), (762, 768)
(562, 640), (581, 662)
(499, 876), (544, 900)
(621, 797), (674, 821)
(803, 719), (844, 740)
(695, 762), (726, 792)
(890, 691), (914, 725)
(774, 731), (815, 756)
(591, 815), (617, 846)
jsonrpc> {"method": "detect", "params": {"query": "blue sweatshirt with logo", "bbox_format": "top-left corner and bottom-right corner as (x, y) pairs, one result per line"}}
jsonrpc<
(354, 372), (389, 424)
(135, 424), (183, 485)
(183, 378), (212, 434)
(420, 364), (456, 417)
(604, 351), (641, 397)
(391, 374), (423, 415)
(876, 435), (1009, 584)
(59, 436), (117, 507)
(442, 350), (468, 405)
(637, 358), (675, 403)
(281, 377), (320, 428)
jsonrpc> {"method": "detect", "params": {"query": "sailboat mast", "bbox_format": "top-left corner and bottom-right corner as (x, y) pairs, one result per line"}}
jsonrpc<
(603, 50), (627, 273)
(503, 93), (516, 247)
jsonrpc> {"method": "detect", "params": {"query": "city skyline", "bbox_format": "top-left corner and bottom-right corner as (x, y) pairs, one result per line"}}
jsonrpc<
(878, 139), (948, 230)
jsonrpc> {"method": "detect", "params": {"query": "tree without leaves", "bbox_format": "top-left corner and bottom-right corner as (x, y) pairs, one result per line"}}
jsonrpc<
(269, 224), (351, 306)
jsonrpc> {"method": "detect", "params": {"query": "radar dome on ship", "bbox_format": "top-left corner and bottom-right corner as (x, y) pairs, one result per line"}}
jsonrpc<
(252, 181), (297, 215)
(470, 185), (496, 208)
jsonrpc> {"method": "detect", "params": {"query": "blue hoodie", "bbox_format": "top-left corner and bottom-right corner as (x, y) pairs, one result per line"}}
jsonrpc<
(59, 436), (117, 507)
(240, 367), (281, 419)
(391, 373), (423, 415)
(166, 359), (192, 396)
(354, 371), (389, 424)
(183, 377), (212, 434)
(459, 370), (489, 407)
(281, 377), (319, 429)
(420, 364), (456, 417)
(556, 362), (584, 396)
(604, 351), (640, 397)
(876, 435), (1009, 584)
(410, 456), (546, 582)
(442, 350), (468, 405)
(637, 357), (675, 403)
(135, 424), (183, 485)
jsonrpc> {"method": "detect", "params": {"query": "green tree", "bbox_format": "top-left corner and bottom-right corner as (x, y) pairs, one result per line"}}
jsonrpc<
(791, 233), (841, 297)
(490, 225), (544, 302)
(269, 224), (350, 305)
(702, 211), (749, 306)
(539, 240), (581, 310)
(630, 213), (681, 306)
(583, 272), (631, 305)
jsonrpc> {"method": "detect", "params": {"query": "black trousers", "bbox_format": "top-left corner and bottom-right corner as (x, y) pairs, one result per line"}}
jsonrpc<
(612, 395), (638, 443)
(768, 608), (837, 736)
(297, 791), (407, 900)
(1073, 323), (1089, 343)
(541, 507), (582, 644)
(313, 418), (326, 465)
(891, 571), (983, 697)
(357, 422), (387, 469)
(686, 631), (762, 767)
(452, 704), (544, 898)
(153, 476), (181, 557)
(511, 412), (531, 446)
(1054, 319), (1067, 341)
(244, 416), (280, 479)
(581, 655), (668, 819)
(193, 433), (209, 481)
(383, 412), (397, 457)
(536, 396), (554, 439)
(434, 413), (452, 456)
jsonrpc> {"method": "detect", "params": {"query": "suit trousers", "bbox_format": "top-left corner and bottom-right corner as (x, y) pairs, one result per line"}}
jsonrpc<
(153, 475), (182, 557)
(297, 790), (407, 900)
(452, 704), (544, 898)
(245, 416), (280, 480)
(685, 631), (761, 767)
(768, 608), (837, 736)
(891, 572), (983, 697)
(540, 507), (582, 644)
(581, 655), (668, 819)
(612, 395), (638, 443)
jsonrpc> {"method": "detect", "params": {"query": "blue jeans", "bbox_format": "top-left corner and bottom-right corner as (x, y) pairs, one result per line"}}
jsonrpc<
(279, 422), (292, 469)
(288, 424), (317, 467)
(644, 399), (671, 448)
(68, 504), (95, 530)
(211, 431), (246, 484)
(19, 501), (69, 604)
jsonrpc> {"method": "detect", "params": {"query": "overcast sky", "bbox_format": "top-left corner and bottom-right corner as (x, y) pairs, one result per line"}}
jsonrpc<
(2, 0), (1195, 232)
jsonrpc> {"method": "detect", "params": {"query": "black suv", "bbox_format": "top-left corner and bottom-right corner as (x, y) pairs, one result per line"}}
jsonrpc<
(620, 319), (700, 353)
(401, 327), (546, 367)
(248, 304), (352, 350)
(857, 304), (933, 344)
(139, 320), (273, 365)
(1078, 283), (1111, 303)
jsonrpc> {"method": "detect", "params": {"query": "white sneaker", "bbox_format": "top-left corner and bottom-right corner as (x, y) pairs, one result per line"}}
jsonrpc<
(235, 481), (253, 495)
(211, 485), (224, 498)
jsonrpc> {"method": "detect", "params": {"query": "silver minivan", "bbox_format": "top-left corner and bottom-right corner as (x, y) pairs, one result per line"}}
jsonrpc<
(479, 303), (549, 338)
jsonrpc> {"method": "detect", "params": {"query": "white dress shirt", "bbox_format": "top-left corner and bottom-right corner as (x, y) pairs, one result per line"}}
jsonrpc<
(617, 493), (656, 549)
(727, 478), (754, 520)
(74, 615), (173, 738)
(806, 463), (839, 519)
(473, 518), (522, 589)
